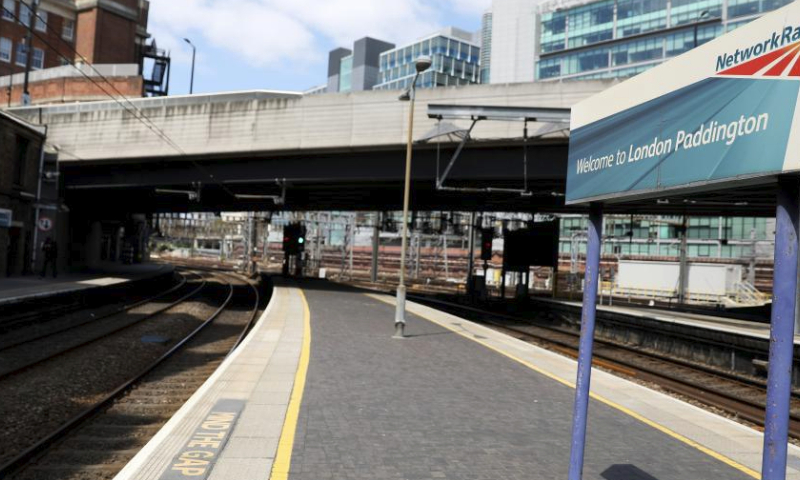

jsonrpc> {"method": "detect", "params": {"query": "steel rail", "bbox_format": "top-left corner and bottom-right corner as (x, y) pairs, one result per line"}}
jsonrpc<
(0, 272), (209, 382)
(0, 272), (249, 479)
(225, 274), (262, 355)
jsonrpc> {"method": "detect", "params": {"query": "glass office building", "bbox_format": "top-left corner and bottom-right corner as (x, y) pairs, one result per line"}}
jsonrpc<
(536, 0), (794, 81)
(373, 27), (481, 91)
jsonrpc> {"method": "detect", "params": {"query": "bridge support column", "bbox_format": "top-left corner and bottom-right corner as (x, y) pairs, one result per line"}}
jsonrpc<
(568, 203), (603, 480)
(466, 212), (476, 295)
(761, 179), (800, 480)
(371, 213), (380, 283)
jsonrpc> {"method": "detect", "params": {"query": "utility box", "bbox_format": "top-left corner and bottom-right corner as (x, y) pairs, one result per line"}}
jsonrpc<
(616, 260), (743, 298)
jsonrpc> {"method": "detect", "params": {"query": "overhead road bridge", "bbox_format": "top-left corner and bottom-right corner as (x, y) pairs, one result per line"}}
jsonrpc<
(8, 82), (604, 215)
(11, 80), (778, 216)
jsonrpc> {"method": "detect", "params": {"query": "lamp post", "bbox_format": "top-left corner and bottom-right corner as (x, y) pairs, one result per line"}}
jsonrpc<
(693, 10), (710, 48)
(183, 38), (196, 94)
(394, 55), (432, 339)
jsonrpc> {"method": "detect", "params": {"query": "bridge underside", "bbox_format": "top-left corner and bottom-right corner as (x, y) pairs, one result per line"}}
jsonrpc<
(63, 141), (779, 216)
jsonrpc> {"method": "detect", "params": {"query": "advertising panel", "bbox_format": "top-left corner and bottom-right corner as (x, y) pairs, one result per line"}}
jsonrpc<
(566, 1), (800, 204)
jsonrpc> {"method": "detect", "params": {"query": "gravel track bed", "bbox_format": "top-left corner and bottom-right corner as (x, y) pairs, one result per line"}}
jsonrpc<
(7, 275), (262, 480)
(0, 273), (185, 347)
(0, 274), (230, 469)
(0, 275), (205, 378)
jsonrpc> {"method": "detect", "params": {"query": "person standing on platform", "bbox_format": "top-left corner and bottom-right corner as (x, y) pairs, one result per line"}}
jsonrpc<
(41, 238), (58, 278)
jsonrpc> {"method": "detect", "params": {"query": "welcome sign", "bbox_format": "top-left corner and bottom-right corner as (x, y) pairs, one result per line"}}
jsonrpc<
(566, 1), (800, 204)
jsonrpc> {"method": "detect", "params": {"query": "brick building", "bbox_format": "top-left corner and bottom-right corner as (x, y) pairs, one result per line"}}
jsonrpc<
(0, 108), (46, 276)
(0, 0), (167, 105)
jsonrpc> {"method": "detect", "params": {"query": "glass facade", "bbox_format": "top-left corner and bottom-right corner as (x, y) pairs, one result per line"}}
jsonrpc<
(536, 0), (793, 80)
(373, 34), (481, 91)
(338, 55), (353, 93)
(559, 215), (772, 259)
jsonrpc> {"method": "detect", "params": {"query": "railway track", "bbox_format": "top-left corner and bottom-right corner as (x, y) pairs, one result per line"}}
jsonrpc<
(0, 273), (180, 335)
(0, 272), (192, 353)
(0, 272), (206, 381)
(0, 270), (264, 480)
(407, 294), (800, 439)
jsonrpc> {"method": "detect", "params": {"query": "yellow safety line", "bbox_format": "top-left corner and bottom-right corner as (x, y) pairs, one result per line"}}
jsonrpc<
(367, 293), (760, 479)
(269, 289), (312, 480)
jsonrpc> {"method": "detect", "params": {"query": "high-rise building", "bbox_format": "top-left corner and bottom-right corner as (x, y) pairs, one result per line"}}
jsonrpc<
(479, 10), (492, 83)
(484, 0), (540, 84)
(535, 0), (794, 81)
(373, 27), (481, 91)
(326, 37), (395, 94)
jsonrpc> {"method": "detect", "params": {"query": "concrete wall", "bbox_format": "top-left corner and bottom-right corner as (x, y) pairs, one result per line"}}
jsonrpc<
(12, 80), (617, 163)
(489, 0), (540, 84)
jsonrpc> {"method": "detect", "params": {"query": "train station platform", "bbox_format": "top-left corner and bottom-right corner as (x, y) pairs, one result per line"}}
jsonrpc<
(539, 297), (789, 343)
(0, 263), (174, 306)
(113, 279), (799, 480)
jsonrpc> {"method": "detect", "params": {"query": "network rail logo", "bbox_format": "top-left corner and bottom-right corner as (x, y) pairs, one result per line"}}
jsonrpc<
(716, 27), (800, 77)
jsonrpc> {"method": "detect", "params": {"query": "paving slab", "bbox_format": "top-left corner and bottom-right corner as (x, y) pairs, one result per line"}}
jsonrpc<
(114, 279), (800, 480)
(112, 282), (306, 480)
(290, 280), (766, 480)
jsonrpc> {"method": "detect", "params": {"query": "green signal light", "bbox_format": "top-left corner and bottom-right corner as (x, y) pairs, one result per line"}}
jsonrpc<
(298, 238), (305, 244)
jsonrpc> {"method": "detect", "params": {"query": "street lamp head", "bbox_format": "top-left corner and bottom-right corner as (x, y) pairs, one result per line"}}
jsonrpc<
(183, 38), (194, 47)
(699, 10), (709, 18)
(415, 55), (432, 73)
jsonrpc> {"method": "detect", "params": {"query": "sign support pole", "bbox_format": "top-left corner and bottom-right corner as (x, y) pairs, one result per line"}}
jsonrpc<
(568, 202), (603, 480)
(762, 179), (800, 480)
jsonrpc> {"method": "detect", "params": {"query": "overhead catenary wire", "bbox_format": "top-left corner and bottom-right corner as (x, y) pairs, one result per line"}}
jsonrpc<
(4, 2), (238, 199)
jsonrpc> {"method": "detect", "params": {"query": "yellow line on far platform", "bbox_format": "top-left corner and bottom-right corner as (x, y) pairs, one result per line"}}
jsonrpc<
(367, 293), (760, 480)
(269, 288), (312, 480)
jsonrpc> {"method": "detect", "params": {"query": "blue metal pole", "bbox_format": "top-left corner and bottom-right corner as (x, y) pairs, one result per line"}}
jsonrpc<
(568, 203), (603, 480)
(762, 179), (800, 480)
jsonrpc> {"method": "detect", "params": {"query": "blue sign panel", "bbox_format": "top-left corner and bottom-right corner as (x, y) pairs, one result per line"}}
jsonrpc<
(567, 78), (799, 203)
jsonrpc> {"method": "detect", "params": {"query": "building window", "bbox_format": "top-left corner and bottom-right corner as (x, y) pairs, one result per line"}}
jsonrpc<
(60, 56), (70, 66)
(34, 9), (45, 31)
(62, 18), (74, 40)
(32, 47), (42, 69)
(18, 1), (30, 26)
(0, 38), (10, 62)
(2, 0), (13, 21)
(15, 42), (26, 66)
(14, 136), (29, 186)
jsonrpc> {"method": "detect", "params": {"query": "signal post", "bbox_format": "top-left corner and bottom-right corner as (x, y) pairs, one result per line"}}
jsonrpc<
(282, 222), (306, 277)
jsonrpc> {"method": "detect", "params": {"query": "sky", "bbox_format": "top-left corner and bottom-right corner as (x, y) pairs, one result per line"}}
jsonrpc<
(149, 0), (491, 96)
